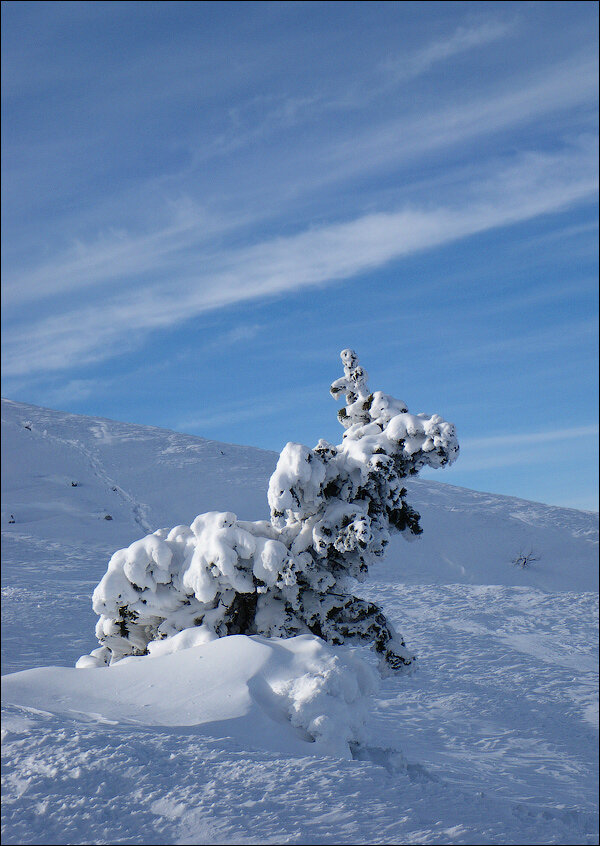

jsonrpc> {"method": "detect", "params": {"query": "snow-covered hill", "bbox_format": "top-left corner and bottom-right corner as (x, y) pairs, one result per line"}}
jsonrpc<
(2, 398), (598, 845)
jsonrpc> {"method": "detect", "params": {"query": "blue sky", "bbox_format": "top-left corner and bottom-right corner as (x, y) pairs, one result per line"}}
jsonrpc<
(2, 1), (598, 510)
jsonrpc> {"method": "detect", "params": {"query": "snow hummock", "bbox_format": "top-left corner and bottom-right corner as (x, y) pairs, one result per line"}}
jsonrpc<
(5, 633), (376, 760)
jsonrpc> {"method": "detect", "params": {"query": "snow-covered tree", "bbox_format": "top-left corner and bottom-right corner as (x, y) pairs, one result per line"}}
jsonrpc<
(78, 350), (458, 671)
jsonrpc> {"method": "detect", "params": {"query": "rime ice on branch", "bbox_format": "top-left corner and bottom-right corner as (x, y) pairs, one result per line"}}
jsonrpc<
(78, 350), (459, 671)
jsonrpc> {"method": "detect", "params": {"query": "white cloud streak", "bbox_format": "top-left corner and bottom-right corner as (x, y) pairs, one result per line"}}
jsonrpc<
(176, 383), (324, 433)
(1, 200), (217, 308)
(462, 424), (599, 451)
(426, 425), (599, 472)
(210, 20), (515, 152)
(2, 139), (597, 378)
(321, 53), (598, 183)
(381, 21), (514, 83)
(3, 49), (596, 310)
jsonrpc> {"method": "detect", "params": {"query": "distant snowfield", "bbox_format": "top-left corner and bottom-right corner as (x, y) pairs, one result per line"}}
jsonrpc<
(1, 399), (598, 844)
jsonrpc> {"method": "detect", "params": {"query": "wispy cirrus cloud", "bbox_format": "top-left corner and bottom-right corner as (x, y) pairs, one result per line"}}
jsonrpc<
(2, 137), (597, 379)
(321, 52), (598, 184)
(209, 20), (516, 151)
(0, 199), (220, 308)
(35, 378), (99, 407)
(177, 383), (323, 434)
(451, 424), (599, 472)
(181, 48), (598, 221)
(3, 45), (596, 314)
(450, 316), (598, 362)
(463, 424), (599, 451)
(380, 20), (514, 83)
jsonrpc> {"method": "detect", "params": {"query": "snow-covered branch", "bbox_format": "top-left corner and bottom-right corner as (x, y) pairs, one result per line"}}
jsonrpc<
(79, 350), (458, 671)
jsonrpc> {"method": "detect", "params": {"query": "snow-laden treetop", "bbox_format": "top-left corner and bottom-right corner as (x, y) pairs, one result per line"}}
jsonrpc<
(79, 350), (458, 672)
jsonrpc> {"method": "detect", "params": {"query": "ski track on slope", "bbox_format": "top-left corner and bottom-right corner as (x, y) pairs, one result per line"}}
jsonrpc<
(53, 428), (153, 535)
(2, 402), (161, 535)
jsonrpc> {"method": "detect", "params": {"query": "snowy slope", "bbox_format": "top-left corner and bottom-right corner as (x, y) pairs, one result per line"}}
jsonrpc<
(2, 398), (596, 590)
(1, 398), (598, 845)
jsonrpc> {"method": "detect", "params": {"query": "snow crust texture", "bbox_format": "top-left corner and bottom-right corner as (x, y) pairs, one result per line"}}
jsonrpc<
(2, 588), (597, 845)
(82, 351), (459, 669)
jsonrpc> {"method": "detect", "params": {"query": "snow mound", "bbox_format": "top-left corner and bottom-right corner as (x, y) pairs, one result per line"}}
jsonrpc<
(3, 633), (377, 760)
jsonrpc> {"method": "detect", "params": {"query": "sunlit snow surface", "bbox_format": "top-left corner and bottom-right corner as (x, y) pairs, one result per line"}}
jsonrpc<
(1, 399), (598, 845)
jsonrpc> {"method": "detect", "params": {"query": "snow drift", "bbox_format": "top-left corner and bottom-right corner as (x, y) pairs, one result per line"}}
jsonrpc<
(4, 633), (377, 759)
